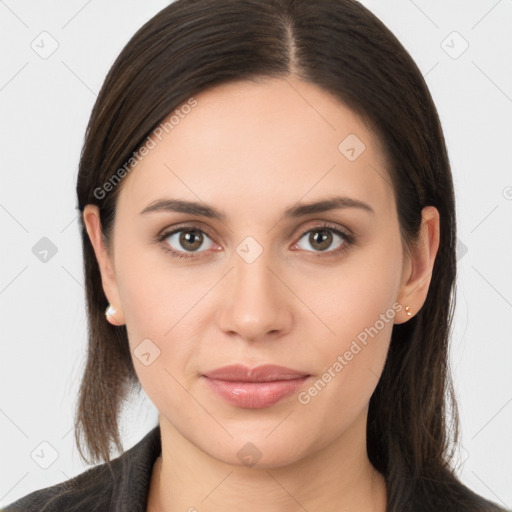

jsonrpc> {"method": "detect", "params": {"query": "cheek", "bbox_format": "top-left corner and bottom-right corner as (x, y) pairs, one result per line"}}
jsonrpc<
(114, 228), (199, 339)
(294, 287), (395, 444)
(304, 230), (402, 344)
(113, 241), (218, 413)
(293, 232), (402, 406)
(119, 281), (200, 426)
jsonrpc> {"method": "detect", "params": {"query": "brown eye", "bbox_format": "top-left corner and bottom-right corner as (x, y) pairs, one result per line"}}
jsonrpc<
(296, 226), (350, 255)
(162, 228), (214, 254)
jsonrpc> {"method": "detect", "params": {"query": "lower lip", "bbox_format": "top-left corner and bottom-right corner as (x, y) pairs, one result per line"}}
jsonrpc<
(202, 376), (310, 409)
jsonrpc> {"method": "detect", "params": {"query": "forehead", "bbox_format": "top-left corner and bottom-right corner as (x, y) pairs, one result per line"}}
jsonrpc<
(117, 77), (394, 221)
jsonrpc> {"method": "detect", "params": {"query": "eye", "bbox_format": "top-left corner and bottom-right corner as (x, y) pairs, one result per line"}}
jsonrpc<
(294, 224), (353, 256)
(158, 226), (216, 259)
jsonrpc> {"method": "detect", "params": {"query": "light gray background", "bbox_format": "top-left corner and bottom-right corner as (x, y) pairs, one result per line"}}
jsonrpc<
(1, 0), (511, 508)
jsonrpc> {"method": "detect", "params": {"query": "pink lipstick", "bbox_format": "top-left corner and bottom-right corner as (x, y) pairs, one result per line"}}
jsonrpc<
(202, 364), (310, 409)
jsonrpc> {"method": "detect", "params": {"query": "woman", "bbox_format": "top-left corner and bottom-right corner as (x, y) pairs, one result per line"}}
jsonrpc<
(3, 0), (507, 511)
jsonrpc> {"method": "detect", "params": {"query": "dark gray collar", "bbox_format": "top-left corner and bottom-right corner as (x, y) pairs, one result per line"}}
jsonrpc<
(3, 425), (162, 512)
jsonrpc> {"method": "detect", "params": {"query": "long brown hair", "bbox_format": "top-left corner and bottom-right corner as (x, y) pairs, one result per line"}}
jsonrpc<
(73, 1), (504, 510)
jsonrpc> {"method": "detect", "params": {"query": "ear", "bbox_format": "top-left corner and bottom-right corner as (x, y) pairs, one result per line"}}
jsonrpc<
(394, 206), (440, 324)
(83, 204), (125, 326)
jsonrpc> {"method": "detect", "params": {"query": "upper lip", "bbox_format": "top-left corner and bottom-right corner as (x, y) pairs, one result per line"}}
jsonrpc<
(202, 364), (310, 382)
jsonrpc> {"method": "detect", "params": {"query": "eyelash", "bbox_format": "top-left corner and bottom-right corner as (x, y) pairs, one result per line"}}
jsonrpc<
(155, 222), (355, 260)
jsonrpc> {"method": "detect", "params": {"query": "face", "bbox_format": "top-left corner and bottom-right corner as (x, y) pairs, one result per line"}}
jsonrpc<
(85, 76), (438, 468)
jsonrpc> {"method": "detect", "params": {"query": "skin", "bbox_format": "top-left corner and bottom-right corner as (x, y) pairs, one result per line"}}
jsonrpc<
(84, 75), (439, 512)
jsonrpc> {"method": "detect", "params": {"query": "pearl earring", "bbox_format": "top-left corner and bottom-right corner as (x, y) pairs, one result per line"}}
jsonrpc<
(105, 304), (117, 319)
(405, 305), (412, 316)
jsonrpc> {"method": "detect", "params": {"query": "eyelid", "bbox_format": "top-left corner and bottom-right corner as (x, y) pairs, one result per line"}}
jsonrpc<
(292, 219), (354, 241)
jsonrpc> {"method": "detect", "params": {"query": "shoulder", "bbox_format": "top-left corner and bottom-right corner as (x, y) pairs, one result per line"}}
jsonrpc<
(2, 425), (161, 512)
(2, 462), (114, 512)
(408, 472), (510, 512)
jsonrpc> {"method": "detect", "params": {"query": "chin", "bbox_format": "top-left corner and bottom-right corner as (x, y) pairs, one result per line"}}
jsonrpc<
(194, 429), (315, 470)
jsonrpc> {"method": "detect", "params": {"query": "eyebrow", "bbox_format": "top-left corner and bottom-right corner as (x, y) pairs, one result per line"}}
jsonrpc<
(139, 195), (375, 220)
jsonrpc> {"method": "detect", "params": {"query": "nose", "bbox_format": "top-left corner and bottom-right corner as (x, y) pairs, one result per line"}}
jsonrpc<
(216, 248), (293, 343)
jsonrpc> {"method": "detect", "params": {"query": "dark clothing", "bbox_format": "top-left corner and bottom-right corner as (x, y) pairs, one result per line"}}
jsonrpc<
(3, 426), (161, 512)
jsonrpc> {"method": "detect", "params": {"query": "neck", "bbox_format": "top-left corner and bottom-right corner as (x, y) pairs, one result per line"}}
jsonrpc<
(147, 412), (387, 512)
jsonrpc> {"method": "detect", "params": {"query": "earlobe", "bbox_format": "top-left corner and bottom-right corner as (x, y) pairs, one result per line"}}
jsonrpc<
(83, 204), (126, 325)
(395, 206), (440, 324)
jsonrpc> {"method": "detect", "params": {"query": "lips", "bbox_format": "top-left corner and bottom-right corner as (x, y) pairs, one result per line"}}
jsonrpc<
(202, 364), (310, 382)
(201, 364), (311, 409)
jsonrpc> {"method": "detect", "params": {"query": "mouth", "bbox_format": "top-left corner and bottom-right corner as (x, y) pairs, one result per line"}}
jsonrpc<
(202, 363), (310, 382)
(201, 364), (311, 409)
